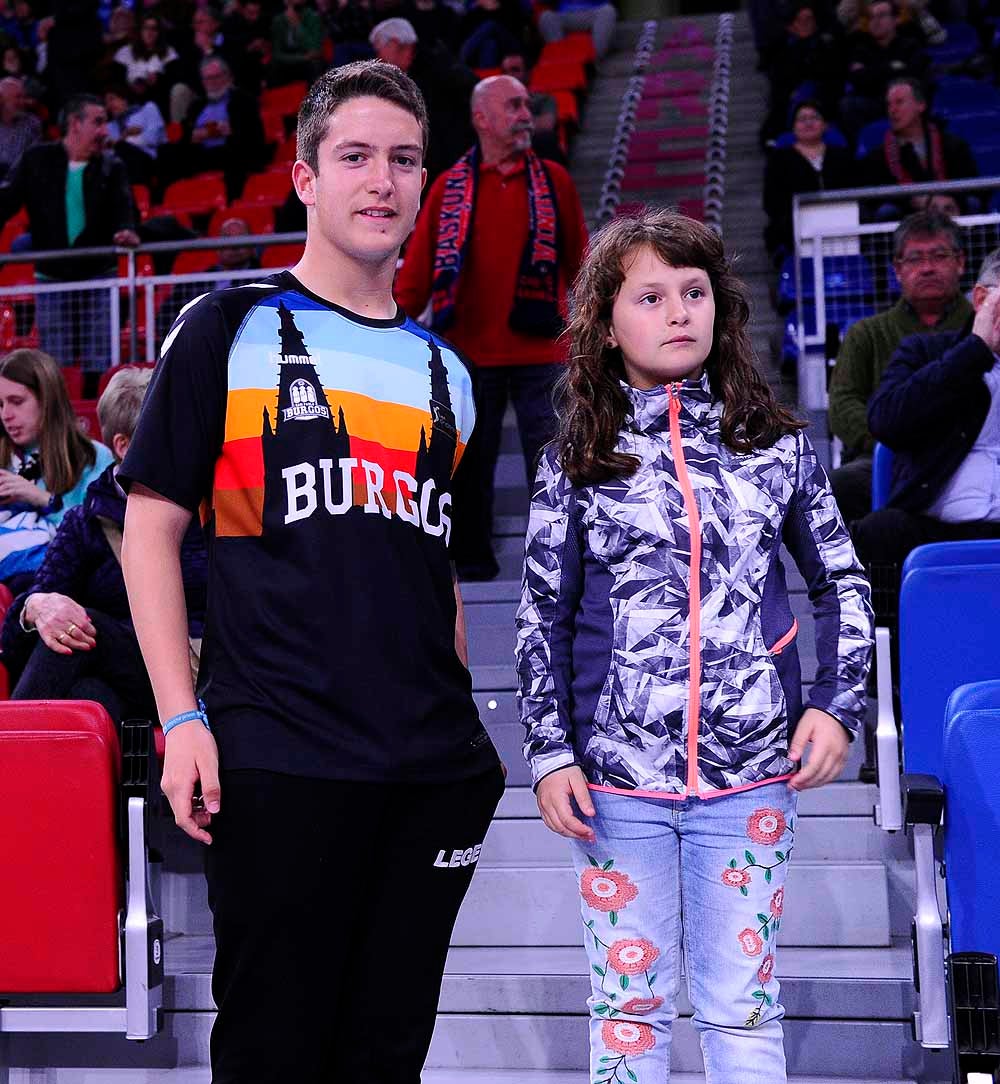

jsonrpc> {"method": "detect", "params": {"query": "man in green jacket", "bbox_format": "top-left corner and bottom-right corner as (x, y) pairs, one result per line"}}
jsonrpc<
(828, 210), (973, 524)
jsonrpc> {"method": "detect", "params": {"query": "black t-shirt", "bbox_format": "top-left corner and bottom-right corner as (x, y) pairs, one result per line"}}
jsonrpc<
(120, 271), (498, 782)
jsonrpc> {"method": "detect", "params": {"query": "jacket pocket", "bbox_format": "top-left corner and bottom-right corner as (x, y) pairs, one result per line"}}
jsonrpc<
(767, 618), (798, 656)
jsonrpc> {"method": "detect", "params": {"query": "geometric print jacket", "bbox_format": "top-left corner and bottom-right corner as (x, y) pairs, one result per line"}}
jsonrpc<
(516, 372), (873, 796)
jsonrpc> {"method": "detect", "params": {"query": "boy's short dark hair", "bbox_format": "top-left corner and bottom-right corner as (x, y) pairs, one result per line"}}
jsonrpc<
(297, 60), (429, 173)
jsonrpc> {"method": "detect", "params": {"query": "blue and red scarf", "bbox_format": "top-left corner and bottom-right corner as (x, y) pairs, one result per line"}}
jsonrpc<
(430, 145), (562, 337)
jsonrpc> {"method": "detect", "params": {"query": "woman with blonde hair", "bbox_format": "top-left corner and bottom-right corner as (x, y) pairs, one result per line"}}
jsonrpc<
(0, 348), (113, 588)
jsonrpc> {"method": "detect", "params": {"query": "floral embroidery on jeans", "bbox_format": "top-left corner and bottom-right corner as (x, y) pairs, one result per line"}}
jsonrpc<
(597, 1020), (655, 1081)
(746, 953), (776, 1028)
(581, 856), (639, 923)
(746, 807), (787, 845)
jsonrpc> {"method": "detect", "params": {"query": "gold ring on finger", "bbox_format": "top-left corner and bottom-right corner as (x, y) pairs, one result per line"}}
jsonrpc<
(58, 633), (67, 644)
(67, 623), (77, 636)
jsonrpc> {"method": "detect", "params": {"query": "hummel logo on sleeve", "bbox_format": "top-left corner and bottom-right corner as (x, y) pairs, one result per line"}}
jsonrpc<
(433, 844), (483, 868)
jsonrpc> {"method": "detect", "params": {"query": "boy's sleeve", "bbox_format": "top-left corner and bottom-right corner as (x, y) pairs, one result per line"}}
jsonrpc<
(782, 432), (874, 739)
(118, 294), (230, 512)
(515, 444), (585, 787)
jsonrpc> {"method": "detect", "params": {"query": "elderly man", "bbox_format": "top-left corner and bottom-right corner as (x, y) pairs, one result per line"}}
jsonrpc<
(0, 93), (138, 379)
(396, 74), (587, 579)
(179, 56), (266, 199)
(369, 16), (477, 181)
(828, 210), (973, 525)
(861, 77), (978, 219)
(853, 247), (1000, 601)
(0, 76), (40, 179)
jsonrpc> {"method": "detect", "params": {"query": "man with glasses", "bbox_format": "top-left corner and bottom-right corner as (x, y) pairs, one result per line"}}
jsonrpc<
(828, 210), (972, 525)
(852, 245), (1000, 608)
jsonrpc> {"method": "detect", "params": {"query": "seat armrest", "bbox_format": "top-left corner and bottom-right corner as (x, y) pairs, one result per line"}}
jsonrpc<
(903, 772), (944, 828)
(874, 625), (903, 831)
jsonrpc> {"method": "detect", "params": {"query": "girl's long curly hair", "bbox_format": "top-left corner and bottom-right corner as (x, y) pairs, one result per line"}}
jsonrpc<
(558, 208), (805, 486)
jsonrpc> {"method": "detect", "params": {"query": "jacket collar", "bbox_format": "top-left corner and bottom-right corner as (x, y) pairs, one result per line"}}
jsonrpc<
(622, 370), (716, 434)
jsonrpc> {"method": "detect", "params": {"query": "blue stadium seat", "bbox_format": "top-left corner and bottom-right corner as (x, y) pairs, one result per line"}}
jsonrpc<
(928, 26), (986, 70)
(904, 680), (1000, 1074)
(782, 299), (876, 364)
(777, 253), (875, 309)
(856, 119), (890, 159)
(772, 126), (848, 149)
(975, 144), (1000, 177)
(903, 539), (1000, 575)
(943, 113), (1000, 153)
(871, 441), (893, 511)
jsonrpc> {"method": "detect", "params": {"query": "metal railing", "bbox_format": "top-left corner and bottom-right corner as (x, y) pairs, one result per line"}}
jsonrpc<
(0, 231), (306, 367)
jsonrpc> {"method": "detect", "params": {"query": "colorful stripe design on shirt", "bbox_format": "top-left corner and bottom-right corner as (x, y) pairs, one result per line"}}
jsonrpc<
(211, 289), (473, 539)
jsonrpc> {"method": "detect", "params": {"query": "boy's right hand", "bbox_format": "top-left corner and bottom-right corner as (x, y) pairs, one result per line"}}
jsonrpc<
(536, 765), (596, 841)
(161, 724), (221, 845)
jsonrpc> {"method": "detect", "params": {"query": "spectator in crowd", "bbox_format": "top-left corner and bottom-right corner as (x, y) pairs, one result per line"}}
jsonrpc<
(369, 17), (477, 181)
(179, 56), (266, 199)
(222, 0), (271, 91)
(537, 0), (616, 59)
(457, 0), (525, 69)
(861, 77), (978, 219)
(38, 0), (107, 111)
(0, 93), (139, 375)
(497, 52), (567, 164)
(1, 0), (38, 52)
(0, 75), (40, 179)
(270, 0), (326, 84)
(761, 1), (845, 144)
(840, 0), (927, 138)
(0, 348), (114, 590)
(0, 366), (207, 725)
(168, 6), (226, 123)
(828, 210), (972, 524)
(327, 0), (377, 65)
(852, 248), (1000, 607)
(395, 74), (588, 579)
(113, 14), (179, 100)
(1, 42), (27, 79)
(104, 80), (166, 186)
(103, 5), (135, 54)
(763, 99), (854, 261)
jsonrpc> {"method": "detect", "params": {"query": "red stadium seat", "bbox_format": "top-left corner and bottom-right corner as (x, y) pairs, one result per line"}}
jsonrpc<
(473, 67), (503, 79)
(0, 702), (122, 993)
(539, 31), (596, 65)
(131, 184), (152, 221)
(260, 242), (304, 268)
(0, 208), (29, 252)
(159, 172), (227, 216)
(61, 363), (83, 399)
(72, 399), (100, 438)
(0, 583), (12, 699)
(173, 248), (220, 275)
(97, 361), (156, 398)
(0, 705), (162, 1037)
(241, 171), (292, 208)
(272, 135), (298, 164)
(552, 89), (579, 127)
(529, 59), (588, 95)
(211, 203), (276, 235)
(261, 81), (308, 118)
(0, 260), (35, 287)
(261, 108), (287, 146)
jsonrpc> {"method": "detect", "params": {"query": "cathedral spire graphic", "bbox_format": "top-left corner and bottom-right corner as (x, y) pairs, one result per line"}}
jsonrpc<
(414, 336), (458, 487)
(261, 301), (353, 531)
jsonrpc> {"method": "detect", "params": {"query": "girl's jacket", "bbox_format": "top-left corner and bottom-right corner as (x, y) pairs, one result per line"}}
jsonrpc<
(516, 374), (873, 796)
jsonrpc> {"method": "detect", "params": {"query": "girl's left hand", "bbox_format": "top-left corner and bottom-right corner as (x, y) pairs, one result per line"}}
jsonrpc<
(0, 472), (48, 508)
(788, 707), (849, 790)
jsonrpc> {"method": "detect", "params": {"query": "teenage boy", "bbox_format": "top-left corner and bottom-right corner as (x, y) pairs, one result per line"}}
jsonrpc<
(119, 60), (505, 1083)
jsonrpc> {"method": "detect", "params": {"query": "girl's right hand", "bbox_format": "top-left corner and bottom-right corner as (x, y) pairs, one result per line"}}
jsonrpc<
(536, 765), (596, 841)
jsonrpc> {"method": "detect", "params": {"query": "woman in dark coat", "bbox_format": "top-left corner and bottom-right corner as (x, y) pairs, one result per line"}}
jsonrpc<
(764, 99), (855, 262)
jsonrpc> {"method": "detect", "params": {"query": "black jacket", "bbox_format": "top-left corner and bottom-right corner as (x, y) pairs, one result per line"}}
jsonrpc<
(0, 142), (135, 280)
(763, 143), (855, 254)
(182, 86), (267, 172)
(867, 320), (995, 512)
(861, 124), (978, 189)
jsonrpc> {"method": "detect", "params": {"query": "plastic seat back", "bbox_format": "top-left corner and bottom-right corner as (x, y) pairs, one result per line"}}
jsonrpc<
(0, 701), (123, 993)
(856, 119), (890, 159)
(943, 685), (1000, 959)
(903, 540), (1000, 577)
(872, 441), (894, 511)
(900, 564), (1000, 777)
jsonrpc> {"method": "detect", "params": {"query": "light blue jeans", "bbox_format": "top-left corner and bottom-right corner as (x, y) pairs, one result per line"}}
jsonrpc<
(569, 780), (798, 1083)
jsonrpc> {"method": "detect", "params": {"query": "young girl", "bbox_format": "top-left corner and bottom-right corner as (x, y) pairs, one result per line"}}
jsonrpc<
(515, 209), (873, 1082)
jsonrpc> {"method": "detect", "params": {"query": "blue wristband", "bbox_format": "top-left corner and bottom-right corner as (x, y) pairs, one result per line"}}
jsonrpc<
(162, 699), (210, 736)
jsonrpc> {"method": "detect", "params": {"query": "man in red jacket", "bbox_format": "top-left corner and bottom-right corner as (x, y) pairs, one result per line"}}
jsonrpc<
(395, 74), (587, 579)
